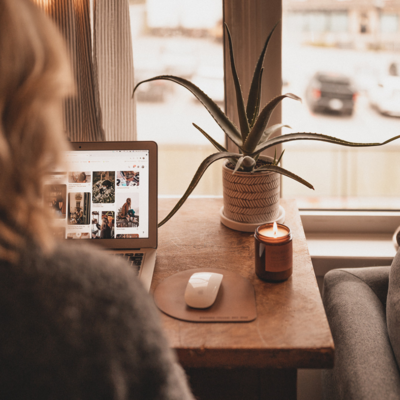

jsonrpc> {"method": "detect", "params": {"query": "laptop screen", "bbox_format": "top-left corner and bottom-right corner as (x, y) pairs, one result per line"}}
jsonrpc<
(45, 146), (155, 244)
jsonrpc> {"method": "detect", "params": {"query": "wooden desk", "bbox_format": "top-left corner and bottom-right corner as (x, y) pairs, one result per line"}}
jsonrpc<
(154, 198), (334, 400)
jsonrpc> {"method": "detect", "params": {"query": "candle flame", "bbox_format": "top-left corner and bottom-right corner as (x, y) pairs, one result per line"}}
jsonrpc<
(273, 222), (278, 238)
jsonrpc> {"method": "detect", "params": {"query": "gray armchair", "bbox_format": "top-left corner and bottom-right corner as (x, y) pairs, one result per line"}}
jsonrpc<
(322, 251), (400, 400)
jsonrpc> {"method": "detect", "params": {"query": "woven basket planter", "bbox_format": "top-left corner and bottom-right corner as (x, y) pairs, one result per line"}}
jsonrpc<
(222, 162), (280, 224)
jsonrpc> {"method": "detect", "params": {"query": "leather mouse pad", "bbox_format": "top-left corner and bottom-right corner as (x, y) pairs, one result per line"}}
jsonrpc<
(153, 268), (257, 322)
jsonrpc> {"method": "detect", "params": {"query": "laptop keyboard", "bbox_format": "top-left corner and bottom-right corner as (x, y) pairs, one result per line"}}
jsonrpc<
(115, 253), (144, 276)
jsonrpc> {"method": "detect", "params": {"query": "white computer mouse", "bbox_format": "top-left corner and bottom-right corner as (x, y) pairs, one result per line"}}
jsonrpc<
(184, 272), (223, 309)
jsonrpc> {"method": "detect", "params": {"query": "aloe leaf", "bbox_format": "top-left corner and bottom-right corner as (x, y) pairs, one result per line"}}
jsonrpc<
(192, 123), (227, 152)
(260, 123), (291, 145)
(133, 75), (243, 148)
(258, 154), (275, 164)
(246, 22), (279, 126)
(249, 68), (264, 128)
(243, 93), (301, 153)
(242, 156), (256, 168)
(233, 156), (256, 174)
(158, 152), (241, 228)
(192, 123), (237, 165)
(275, 149), (285, 165)
(252, 132), (400, 157)
(225, 24), (249, 140)
(232, 156), (245, 174)
(253, 164), (314, 189)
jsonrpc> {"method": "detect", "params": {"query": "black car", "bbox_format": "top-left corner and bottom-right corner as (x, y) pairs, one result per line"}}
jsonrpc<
(305, 72), (357, 116)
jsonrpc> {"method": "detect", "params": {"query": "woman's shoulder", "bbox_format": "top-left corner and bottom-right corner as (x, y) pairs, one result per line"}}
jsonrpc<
(0, 240), (157, 342)
(5, 241), (148, 308)
(49, 241), (142, 290)
(0, 243), (195, 399)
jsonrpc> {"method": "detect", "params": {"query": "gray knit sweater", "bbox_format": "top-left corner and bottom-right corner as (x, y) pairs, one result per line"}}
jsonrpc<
(0, 241), (194, 400)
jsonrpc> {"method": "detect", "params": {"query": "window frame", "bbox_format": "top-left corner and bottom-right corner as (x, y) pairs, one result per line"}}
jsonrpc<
(222, 0), (400, 244)
(300, 209), (400, 234)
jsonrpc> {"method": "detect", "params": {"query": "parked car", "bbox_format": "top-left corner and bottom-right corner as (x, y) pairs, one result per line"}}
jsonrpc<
(305, 72), (357, 116)
(369, 76), (400, 117)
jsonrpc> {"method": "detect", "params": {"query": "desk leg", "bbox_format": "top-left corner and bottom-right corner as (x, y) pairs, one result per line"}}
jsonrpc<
(186, 368), (297, 400)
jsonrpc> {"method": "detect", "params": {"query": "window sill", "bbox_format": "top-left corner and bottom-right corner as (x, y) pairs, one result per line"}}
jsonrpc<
(300, 210), (399, 286)
(306, 232), (395, 276)
(300, 209), (400, 234)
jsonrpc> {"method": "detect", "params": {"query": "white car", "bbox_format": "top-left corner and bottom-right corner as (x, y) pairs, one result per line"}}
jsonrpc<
(369, 76), (400, 117)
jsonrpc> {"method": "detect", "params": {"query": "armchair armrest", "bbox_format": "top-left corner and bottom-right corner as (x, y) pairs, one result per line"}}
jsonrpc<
(322, 267), (400, 400)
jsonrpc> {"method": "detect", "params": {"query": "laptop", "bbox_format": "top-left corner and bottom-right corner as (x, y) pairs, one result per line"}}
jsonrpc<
(44, 141), (158, 292)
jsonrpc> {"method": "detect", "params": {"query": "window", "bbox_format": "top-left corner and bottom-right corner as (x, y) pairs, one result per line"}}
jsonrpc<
(331, 12), (348, 33)
(380, 13), (398, 34)
(286, 11), (348, 34)
(131, 0), (400, 212)
(282, 0), (400, 209)
(130, 0), (224, 197)
(131, 1), (282, 199)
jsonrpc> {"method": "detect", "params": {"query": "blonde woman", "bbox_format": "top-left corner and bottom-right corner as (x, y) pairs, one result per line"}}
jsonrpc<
(0, 1), (194, 399)
(121, 197), (132, 217)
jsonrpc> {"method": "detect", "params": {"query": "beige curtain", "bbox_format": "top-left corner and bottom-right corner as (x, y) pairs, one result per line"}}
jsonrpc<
(34, 0), (136, 142)
(94, 0), (136, 141)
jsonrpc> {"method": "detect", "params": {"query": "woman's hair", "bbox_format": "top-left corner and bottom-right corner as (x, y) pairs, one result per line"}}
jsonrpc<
(0, 0), (74, 260)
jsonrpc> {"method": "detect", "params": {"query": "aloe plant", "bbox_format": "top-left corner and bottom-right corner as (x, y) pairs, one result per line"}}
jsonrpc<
(133, 23), (400, 227)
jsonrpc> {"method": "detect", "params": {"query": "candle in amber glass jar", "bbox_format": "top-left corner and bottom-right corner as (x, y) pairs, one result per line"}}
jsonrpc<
(254, 222), (293, 282)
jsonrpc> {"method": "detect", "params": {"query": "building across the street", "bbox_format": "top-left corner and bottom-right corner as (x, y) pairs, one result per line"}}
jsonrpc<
(283, 0), (400, 50)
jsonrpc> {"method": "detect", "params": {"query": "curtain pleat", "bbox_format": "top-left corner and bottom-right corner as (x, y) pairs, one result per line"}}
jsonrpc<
(94, 0), (136, 141)
(33, 0), (136, 142)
